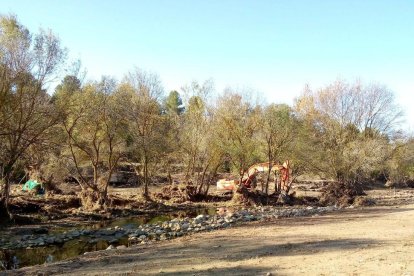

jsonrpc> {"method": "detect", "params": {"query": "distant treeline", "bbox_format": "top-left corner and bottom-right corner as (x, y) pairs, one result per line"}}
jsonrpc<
(1, 15), (413, 216)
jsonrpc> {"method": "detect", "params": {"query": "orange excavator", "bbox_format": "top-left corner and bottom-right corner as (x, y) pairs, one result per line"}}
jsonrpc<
(217, 160), (291, 193)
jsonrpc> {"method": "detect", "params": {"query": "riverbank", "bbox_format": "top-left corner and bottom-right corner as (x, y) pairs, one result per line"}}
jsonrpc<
(7, 203), (414, 275)
(1, 204), (337, 269)
(2, 185), (414, 272)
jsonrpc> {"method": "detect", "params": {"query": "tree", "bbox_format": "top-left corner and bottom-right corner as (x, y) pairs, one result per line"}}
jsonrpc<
(294, 79), (403, 182)
(117, 68), (164, 198)
(0, 15), (66, 218)
(259, 104), (297, 194)
(212, 90), (262, 184)
(387, 138), (414, 184)
(160, 91), (184, 185)
(56, 77), (124, 208)
(177, 80), (223, 195)
(164, 90), (184, 115)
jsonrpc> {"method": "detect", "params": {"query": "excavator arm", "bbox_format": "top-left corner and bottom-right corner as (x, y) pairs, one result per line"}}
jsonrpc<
(216, 160), (291, 192)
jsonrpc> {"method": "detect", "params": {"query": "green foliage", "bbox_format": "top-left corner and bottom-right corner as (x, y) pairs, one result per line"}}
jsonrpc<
(212, 91), (262, 176)
(0, 14), (66, 214)
(1, 14), (412, 211)
(387, 138), (414, 182)
(294, 79), (403, 182)
(164, 90), (184, 115)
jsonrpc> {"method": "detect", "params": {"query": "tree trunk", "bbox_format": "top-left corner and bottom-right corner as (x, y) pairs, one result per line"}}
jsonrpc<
(0, 167), (13, 221)
(265, 145), (272, 195)
(0, 197), (11, 221)
(142, 156), (149, 199)
(197, 163), (209, 195)
(168, 171), (173, 186)
(98, 190), (108, 207)
(203, 163), (221, 196)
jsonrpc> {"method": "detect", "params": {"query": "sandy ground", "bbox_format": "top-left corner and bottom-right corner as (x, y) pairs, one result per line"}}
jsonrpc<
(6, 203), (414, 276)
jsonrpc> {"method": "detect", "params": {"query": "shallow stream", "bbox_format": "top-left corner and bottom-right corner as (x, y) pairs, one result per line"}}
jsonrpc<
(0, 207), (217, 270)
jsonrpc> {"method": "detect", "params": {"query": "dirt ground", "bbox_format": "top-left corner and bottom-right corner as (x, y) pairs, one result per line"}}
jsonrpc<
(7, 202), (414, 276)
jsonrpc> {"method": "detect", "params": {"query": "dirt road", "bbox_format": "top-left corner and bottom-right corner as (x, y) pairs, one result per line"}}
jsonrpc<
(7, 204), (414, 276)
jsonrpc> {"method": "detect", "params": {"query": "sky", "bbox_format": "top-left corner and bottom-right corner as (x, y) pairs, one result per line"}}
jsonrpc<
(1, 0), (414, 130)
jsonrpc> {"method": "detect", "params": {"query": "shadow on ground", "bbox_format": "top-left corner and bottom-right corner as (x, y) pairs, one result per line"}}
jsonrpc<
(7, 236), (378, 276)
(7, 204), (405, 276)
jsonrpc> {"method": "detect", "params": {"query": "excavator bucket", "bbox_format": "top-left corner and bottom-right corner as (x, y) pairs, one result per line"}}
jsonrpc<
(216, 179), (236, 191)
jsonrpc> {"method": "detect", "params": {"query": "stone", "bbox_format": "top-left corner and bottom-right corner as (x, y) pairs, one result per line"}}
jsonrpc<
(46, 237), (55, 244)
(181, 223), (190, 230)
(109, 239), (118, 244)
(54, 238), (63, 244)
(106, 245), (115, 250)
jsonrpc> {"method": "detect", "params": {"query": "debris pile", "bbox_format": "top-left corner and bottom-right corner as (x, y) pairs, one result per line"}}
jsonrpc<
(155, 184), (198, 203)
(319, 181), (366, 207)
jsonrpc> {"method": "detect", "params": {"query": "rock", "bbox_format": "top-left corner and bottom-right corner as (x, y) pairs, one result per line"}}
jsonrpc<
(116, 245), (127, 249)
(195, 214), (207, 220)
(105, 230), (116, 236)
(135, 230), (148, 236)
(181, 223), (190, 230)
(54, 238), (63, 244)
(45, 254), (54, 263)
(33, 238), (45, 246)
(106, 245), (115, 250)
(46, 237), (55, 244)
(88, 239), (98, 244)
(70, 230), (80, 237)
(109, 239), (119, 244)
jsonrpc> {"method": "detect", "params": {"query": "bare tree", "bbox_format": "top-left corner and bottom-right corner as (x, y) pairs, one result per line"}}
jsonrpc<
(294, 79), (403, 182)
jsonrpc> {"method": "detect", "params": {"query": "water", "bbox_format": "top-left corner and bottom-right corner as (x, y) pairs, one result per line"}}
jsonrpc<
(0, 207), (217, 270)
(1, 238), (118, 269)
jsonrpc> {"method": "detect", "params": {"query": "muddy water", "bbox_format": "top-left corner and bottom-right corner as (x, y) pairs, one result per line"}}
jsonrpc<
(0, 207), (217, 270)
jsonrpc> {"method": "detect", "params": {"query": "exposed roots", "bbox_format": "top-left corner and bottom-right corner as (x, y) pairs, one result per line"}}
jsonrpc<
(319, 181), (366, 207)
(231, 186), (279, 206)
(155, 184), (199, 203)
(79, 190), (107, 211)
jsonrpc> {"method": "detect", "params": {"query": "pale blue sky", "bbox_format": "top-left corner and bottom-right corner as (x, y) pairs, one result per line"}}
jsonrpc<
(2, 0), (414, 129)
